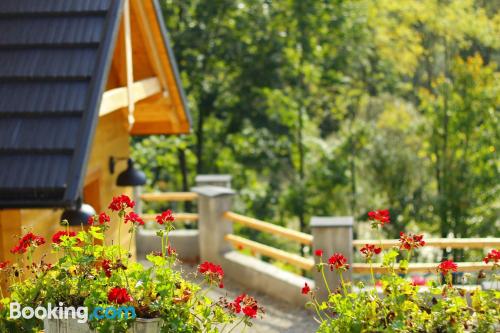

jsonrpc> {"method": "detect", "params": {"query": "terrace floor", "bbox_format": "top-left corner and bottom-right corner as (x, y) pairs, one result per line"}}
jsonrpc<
(178, 263), (319, 333)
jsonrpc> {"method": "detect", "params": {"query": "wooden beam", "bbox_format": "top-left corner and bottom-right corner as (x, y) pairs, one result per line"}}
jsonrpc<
(353, 238), (500, 250)
(140, 192), (198, 202)
(224, 234), (315, 271)
(352, 262), (494, 274)
(223, 211), (313, 246)
(124, 0), (135, 127)
(131, 0), (169, 94)
(99, 77), (162, 116)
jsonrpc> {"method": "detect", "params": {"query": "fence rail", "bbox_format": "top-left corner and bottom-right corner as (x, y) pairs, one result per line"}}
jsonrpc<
(143, 213), (199, 222)
(223, 211), (313, 246)
(352, 262), (493, 274)
(353, 238), (500, 249)
(224, 234), (315, 270)
(141, 192), (198, 202)
(140, 190), (498, 276)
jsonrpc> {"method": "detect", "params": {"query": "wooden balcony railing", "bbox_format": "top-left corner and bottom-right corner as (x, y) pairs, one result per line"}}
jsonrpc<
(223, 211), (313, 245)
(224, 234), (314, 270)
(141, 192), (198, 202)
(353, 238), (500, 249)
(143, 213), (198, 222)
(352, 262), (494, 274)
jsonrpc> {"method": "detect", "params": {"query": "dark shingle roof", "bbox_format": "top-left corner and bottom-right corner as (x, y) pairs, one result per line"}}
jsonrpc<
(0, 0), (123, 208)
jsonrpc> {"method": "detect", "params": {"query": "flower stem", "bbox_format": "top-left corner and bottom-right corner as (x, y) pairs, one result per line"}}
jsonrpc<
(320, 264), (332, 295)
(227, 317), (246, 333)
(369, 259), (376, 288)
(118, 213), (122, 260)
(339, 271), (348, 295)
(128, 227), (135, 263)
(312, 298), (325, 321)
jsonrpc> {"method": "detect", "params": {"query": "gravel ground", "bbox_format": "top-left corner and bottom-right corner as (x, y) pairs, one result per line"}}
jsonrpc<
(177, 263), (319, 333)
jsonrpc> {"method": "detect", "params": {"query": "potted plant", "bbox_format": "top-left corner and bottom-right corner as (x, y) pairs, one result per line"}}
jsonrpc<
(0, 195), (263, 332)
(302, 209), (499, 332)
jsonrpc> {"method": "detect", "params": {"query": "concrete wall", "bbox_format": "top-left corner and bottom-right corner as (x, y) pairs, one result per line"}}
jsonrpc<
(136, 228), (200, 264)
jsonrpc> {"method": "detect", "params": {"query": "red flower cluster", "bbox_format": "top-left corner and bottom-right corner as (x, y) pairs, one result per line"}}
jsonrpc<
(108, 195), (135, 212)
(399, 232), (425, 251)
(52, 231), (77, 244)
(100, 259), (112, 278)
(88, 212), (110, 226)
(368, 209), (390, 226)
(483, 249), (500, 265)
(198, 261), (224, 288)
(156, 210), (175, 225)
(302, 282), (311, 295)
(124, 212), (144, 226)
(227, 294), (261, 318)
(314, 249), (324, 257)
(0, 261), (9, 271)
(437, 260), (458, 275)
(10, 232), (46, 254)
(108, 287), (133, 304)
(360, 244), (382, 260)
(328, 253), (350, 271)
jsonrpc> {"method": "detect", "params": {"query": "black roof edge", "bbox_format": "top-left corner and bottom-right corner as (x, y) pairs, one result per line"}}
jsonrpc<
(62, 0), (125, 208)
(152, 0), (192, 129)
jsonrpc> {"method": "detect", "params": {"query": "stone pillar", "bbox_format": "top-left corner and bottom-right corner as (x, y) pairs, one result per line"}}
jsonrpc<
(191, 186), (235, 264)
(311, 216), (354, 300)
(195, 175), (232, 188)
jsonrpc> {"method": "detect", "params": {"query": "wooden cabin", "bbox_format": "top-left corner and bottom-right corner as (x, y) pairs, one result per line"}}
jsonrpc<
(0, 0), (191, 268)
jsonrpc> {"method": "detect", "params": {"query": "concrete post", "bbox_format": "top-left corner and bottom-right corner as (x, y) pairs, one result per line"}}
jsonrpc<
(191, 186), (235, 264)
(195, 174), (232, 188)
(311, 216), (354, 300)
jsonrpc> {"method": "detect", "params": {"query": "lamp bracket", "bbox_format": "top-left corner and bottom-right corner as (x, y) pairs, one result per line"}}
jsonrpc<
(109, 156), (128, 174)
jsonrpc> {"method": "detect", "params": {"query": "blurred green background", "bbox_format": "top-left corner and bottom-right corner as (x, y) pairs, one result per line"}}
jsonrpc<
(132, 0), (499, 264)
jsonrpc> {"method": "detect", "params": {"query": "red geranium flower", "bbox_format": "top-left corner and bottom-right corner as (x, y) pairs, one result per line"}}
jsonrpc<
(10, 232), (45, 254)
(0, 261), (9, 271)
(314, 249), (324, 257)
(124, 212), (144, 226)
(108, 195), (135, 212)
(328, 253), (350, 271)
(166, 243), (176, 256)
(483, 249), (500, 265)
(108, 287), (133, 304)
(100, 260), (112, 278)
(301, 282), (311, 295)
(230, 294), (262, 318)
(368, 209), (390, 227)
(360, 244), (382, 260)
(88, 212), (110, 226)
(198, 261), (224, 288)
(399, 232), (425, 251)
(156, 210), (175, 225)
(437, 260), (458, 275)
(52, 231), (77, 244)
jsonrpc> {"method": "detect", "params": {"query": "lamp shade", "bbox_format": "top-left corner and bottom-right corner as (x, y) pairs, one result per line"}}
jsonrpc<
(116, 158), (146, 187)
(61, 203), (96, 226)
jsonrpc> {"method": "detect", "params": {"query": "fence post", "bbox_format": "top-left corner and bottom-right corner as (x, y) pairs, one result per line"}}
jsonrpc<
(191, 186), (235, 264)
(311, 216), (354, 300)
(195, 174), (232, 188)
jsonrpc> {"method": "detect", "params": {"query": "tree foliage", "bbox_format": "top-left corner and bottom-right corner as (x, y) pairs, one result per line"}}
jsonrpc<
(133, 0), (499, 246)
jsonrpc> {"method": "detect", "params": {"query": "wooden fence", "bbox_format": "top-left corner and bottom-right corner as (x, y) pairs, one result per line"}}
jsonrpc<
(139, 190), (498, 275)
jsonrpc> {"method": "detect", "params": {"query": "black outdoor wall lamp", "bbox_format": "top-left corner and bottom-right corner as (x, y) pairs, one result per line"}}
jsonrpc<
(61, 197), (96, 226)
(109, 157), (147, 187)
